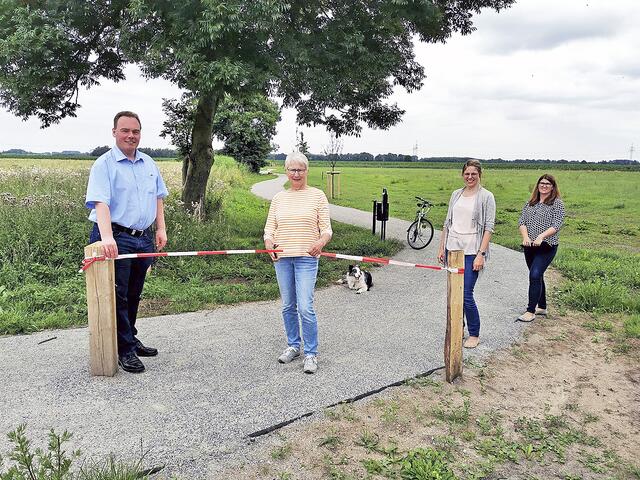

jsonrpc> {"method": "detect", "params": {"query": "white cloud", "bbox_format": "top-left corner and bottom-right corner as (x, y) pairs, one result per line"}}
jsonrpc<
(0, 0), (638, 161)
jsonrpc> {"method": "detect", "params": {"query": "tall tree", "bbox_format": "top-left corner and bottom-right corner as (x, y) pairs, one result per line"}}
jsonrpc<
(0, 0), (515, 213)
(212, 94), (281, 173)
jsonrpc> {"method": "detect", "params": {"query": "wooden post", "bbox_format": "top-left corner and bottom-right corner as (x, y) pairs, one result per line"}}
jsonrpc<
(84, 242), (118, 376)
(444, 250), (464, 382)
(325, 171), (341, 198)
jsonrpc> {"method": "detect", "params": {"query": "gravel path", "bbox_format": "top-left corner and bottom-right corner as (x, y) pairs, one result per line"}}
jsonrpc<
(0, 175), (528, 478)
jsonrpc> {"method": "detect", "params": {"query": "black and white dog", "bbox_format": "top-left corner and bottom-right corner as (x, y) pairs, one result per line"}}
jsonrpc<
(344, 264), (373, 294)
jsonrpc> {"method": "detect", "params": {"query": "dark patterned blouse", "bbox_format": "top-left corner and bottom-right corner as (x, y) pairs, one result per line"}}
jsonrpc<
(518, 198), (565, 246)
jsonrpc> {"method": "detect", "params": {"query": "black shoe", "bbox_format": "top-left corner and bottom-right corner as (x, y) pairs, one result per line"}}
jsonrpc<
(118, 352), (145, 373)
(135, 341), (158, 357)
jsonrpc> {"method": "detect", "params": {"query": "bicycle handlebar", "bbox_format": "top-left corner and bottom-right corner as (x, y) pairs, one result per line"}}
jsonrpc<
(414, 196), (432, 206)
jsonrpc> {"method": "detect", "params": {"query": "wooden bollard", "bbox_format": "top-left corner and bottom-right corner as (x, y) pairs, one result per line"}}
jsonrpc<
(84, 242), (118, 376)
(444, 250), (464, 382)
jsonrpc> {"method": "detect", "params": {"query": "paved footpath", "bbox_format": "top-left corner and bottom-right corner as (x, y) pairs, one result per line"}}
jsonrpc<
(0, 175), (528, 478)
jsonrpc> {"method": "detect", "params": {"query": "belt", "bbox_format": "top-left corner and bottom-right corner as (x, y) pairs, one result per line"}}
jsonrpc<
(111, 223), (148, 238)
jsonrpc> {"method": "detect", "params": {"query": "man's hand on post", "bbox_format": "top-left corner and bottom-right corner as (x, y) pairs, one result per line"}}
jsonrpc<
(101, 236), (118, 259)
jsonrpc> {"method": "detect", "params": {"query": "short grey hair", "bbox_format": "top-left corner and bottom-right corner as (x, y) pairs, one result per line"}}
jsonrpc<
(284, 151), (309, 170)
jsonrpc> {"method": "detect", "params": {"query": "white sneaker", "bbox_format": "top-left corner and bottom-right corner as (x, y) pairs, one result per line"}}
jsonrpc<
(303, 355), (318, 374)
(535, 307), (548, 316)
(517, 311), (536, 322)
(278, 346), (300, 364)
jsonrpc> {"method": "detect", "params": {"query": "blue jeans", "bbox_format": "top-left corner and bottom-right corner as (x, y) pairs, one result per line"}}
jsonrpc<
(523, 244), (558, 313)
(274, 256), (320, 356)
(463, 255), (481, 337)
(90, 224), (154, 356)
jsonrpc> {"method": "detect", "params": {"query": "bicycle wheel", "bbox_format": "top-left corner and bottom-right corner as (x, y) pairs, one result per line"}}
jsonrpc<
(407, 218), (434, 249)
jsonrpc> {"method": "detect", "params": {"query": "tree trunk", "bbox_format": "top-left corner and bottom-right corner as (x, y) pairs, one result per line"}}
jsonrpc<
(181, 92), (221, 215)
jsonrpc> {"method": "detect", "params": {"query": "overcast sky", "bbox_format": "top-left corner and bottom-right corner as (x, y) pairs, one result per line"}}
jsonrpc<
(1, 0), (638, 161)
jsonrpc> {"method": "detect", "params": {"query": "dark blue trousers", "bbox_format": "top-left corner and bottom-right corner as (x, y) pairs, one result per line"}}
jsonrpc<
(90, 224), (154, 356)
(523, 244), (558, 313)
(463, 255), (480, 337)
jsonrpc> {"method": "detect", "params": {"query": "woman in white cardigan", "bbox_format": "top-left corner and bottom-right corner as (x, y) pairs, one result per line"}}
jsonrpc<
(437, 159), (496, 348)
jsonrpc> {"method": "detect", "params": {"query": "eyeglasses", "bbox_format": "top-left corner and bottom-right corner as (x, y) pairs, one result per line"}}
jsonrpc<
(538, 182), (553, 187)
(287, 168), (306, 174)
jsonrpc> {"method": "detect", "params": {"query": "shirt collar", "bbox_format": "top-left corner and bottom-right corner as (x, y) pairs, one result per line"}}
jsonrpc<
(112, 145), (143, 163)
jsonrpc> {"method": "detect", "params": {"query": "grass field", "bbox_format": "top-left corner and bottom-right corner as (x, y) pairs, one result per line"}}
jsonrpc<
(2, 157), (638, 334)
(299, 163), (640, 320)
(0, 157), (400, 335)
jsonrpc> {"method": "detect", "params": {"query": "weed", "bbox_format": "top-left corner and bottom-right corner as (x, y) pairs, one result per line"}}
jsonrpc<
(355, 430), (380, 452)
(271, 443), (292, 460)
(0, 424), (148, 479)
(323, 455), (356, 480)
(319, 433), (343, 451)
(433, 434), (457, 453)
(398, 448), (456, 479)
(381, 401), (400, 424)
(476, 410), (503, 437)
(459, 458), (496, 479)
(548, 332), (567, 342)
(432, 399), (470, 426)
(339, 405), (358, 422)
(511, 346), (528, 359)
(623, 314), (640, 338)
(583, 319), (614, 332)
(277, 472), (293, 480)
(324, 408), (341, 421)
(361, 457), (394, 476)
(578, 451), (607, 473)
(406, 376), (443, 393)
(612, 342), (632, 354)
(474, 435), (520, 462)
(461, 430), (476, 442)
(582, 413), (599, 424)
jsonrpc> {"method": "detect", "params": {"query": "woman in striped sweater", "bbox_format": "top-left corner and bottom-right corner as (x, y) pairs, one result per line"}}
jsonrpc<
(264, 152), (332, 374)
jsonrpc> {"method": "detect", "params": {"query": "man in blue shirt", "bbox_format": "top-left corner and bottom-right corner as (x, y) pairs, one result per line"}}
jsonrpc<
(85, 111), (169, 373)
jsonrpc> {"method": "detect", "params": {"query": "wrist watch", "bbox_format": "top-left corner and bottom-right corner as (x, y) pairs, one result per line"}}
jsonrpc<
(479, 251), (486, 257)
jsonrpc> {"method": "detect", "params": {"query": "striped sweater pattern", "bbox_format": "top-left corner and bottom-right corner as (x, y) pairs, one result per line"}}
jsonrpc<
(264, 186), (332, 257)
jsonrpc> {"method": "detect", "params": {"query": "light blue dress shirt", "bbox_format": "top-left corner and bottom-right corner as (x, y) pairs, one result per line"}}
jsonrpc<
(86, 146), (169, 230)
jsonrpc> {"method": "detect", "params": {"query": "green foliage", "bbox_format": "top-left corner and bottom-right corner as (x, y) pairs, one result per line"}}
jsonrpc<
(270, 442), (293, 460)
(623, 314), (640, 338)
(363, 447), (457, 480)
(212, 93), (281, 173)
(0, 0), (516, 211)
(0, 424), (147, 480)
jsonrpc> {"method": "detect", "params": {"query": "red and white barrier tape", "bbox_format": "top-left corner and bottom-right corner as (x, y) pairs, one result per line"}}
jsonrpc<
(320, 252), (464, 274)
(80, 249), (463, 274)
(80, 249), (283, 273)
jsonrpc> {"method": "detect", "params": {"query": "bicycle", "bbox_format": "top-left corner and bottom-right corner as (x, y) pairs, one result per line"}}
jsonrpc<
(407, 196), (434, 249)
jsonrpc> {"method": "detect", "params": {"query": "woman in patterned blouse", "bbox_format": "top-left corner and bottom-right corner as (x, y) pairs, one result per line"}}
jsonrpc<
(517, 174), (565, 322)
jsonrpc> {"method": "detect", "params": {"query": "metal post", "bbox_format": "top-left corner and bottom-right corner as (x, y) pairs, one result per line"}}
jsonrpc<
(372, 200), (378, 235)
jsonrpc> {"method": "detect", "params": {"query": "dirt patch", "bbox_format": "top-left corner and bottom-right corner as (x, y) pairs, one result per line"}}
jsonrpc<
(219, 278), (640, 479)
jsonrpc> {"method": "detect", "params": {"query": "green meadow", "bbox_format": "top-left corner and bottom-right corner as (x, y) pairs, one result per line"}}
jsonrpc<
(0, 157), (400, 335)
(302, 163), (640, 319)
(1, 157), (638, 336)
